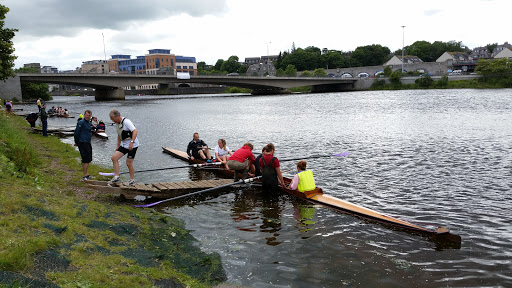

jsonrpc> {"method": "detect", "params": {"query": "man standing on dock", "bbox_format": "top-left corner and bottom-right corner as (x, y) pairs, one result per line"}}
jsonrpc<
(74, 110), (92, 181)
(40, 103), (48, 137)
(108, 109), (139, 186)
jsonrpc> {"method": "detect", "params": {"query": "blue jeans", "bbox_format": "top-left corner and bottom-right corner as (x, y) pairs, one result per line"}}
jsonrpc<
(42, 120), (48, 136)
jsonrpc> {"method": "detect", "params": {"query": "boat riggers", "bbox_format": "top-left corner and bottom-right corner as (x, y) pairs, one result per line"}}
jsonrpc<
(99, 162), (222, 176)
(135, 176), (262, 208)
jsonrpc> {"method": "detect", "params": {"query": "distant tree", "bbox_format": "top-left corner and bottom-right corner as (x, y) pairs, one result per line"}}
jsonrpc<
(214, 59), (224, 71)
(320, 50), (349, 69)
(281, 48), (319, 71)
(313, 68), (327, 77)
(415, 75), (434, 88)
(291, 42), (296, 53)
(284, 64), (297, 77)
(351, 44), (391, 66)
(435, 75), (449, 88)
(197, 61), (207, 71)
(301, 70), (312, 77)
(396, 40), (468, 62)
(389, 70), (402, 85)
(275, 68), (285, 77)
(220, 56), (241, 73)
(16, 68), (51, 100)
(383, 66), (392, 76)
(475, 58), (512, 76)
(0, 4), (18, 81)
(486, 43), (498, 54)
(237, 64), (248, 74)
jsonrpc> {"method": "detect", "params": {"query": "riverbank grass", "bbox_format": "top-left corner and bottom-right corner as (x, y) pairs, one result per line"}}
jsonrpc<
(0, 111), (226, 287)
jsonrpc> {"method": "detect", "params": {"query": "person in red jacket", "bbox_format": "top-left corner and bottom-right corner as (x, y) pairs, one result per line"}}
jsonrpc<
(227, 142), (255, 181)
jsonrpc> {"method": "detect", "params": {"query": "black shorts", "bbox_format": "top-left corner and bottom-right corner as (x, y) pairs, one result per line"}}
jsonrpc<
(78, 142), (92, 163)
(117, 146), (138, 159)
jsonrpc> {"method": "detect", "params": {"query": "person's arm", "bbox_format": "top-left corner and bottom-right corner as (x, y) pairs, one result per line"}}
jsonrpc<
(74, 122), (81, 145)
(128, 129), (138, 151)
(289, 174), (299, 190)
(275, 167), (286, 187)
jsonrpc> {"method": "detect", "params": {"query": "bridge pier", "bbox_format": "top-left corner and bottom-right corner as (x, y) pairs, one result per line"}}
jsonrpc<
(95, 88), (125, 101)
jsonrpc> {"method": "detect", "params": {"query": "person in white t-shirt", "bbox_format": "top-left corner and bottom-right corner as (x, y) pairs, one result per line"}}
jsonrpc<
(214, 139), (233, 169)
(108, 109), (139, 186)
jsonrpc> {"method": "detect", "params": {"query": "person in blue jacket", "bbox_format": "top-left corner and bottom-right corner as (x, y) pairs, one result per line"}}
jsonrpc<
(74, 110), (93, 181)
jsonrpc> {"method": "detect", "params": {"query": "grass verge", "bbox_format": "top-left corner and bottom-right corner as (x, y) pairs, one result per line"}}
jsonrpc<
(0, 111), (226, 288)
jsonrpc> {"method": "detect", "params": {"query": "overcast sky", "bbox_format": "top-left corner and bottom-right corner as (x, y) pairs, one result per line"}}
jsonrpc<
(3, 0), (509, 70)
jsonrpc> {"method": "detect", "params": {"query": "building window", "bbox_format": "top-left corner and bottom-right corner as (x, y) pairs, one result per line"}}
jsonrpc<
(189, 66), (193, 69)
(177, 66), (181, 69)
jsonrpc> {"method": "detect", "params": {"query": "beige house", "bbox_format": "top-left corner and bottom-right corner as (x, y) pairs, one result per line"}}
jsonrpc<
(80, 60), (109, 74)
(436, 52), (473, 62)
(384, 55), (423, 65)
(493, 47), (512, 59)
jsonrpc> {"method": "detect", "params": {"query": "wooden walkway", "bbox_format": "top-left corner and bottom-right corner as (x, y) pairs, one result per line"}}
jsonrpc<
(86, 179), (235, 199)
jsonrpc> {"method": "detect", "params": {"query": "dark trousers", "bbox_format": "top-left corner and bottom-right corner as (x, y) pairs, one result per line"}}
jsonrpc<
(42, 120), (48, 136)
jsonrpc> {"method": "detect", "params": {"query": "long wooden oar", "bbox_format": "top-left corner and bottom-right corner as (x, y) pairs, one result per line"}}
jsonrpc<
(99, 162), (222, 176)
(135, 176), (262, 208)
(279, 151), (349, 162)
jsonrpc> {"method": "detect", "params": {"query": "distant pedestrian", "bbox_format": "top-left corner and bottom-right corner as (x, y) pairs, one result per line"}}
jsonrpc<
(37, 98), (42, 110)
(5, 101), (13, 113)
(108, 109), (139, 186)
(40, 103), (48, 136)
(74, 110), (93, 181)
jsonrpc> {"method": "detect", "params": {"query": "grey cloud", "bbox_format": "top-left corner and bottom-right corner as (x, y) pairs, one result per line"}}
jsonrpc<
(3, 0), (227, 37)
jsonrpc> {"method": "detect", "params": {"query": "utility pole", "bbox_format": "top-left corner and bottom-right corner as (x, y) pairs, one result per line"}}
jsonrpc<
(401, 26), (405, 73)
(102, 33), (106, 61)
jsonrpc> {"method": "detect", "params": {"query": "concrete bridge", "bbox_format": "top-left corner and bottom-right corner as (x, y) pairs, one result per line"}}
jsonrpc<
(18, 73), (358, 100)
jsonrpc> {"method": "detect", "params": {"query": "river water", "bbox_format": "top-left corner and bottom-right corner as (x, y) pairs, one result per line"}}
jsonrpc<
(22, 89), (511, 287)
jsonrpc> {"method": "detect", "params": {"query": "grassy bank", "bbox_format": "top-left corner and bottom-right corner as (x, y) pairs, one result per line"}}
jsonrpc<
(0, 111), (226, 288)
(370, 75), (512, 90)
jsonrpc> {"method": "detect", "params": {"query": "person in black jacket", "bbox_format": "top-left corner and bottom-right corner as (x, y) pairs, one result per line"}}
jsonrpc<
(186, 132), (212, 161)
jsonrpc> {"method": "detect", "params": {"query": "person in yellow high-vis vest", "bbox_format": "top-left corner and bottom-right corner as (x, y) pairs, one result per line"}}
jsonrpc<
(288, 160), (316, 192)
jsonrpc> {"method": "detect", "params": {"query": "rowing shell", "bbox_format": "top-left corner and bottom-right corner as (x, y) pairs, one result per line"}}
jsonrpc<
(161, 147), (461, 243)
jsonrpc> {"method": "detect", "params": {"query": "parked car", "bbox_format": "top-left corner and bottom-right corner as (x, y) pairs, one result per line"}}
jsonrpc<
(420, 73), (432, 77)
(327, 73), (336, 78)
(227, 73), (239, 76)
(341, 73), (353, 78)
(357, 72), (369, 78)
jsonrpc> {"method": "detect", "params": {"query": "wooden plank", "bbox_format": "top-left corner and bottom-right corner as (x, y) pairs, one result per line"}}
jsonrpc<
(145, 184), (159, 192)
(172, 182), (189, 189)
(161, 182), (178, 190)
(152, 183), (168, 191)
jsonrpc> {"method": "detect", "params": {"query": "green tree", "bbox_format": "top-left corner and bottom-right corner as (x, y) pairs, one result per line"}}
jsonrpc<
(220, 56), (241, 73)
(475, 58), (512, 77)
(313, 68), (327, 77)
(0, 4), (18, 81)
(284, 64), (297, 77)
(389, 70), (402, 86)
(486, 43), (498, 54)
(383, 66), (392, 76)
(320, 50), (349, 69)
(275, 68), (285, 77)
(15, 67), (51, 100)
(351, 44), (391, 66)
(415, 75), (433, 88)
(213, 59), (224, 71)
(301, 70), (312, 77)
(435, 75), (449, 88)
(237, 64), (248, 74)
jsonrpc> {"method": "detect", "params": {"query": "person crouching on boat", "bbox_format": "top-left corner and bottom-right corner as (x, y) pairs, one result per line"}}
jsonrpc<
(259, 143), (286, 193)
(108, 109), (139, 186)
(214, 139), (233, 169)
(288, 160), (316, 192)
(187, 132), (212, 162)
(227, 142), (256, 182)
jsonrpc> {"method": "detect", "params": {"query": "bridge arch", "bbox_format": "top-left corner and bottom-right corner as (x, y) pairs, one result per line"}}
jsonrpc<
(177, 83), (191, 88)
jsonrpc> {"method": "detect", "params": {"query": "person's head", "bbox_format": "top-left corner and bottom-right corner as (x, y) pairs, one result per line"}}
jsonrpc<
(218, 139), (226, 148)
(109, 109), (122, 123)
(42, 103), (46, 108)
(243, 142), (253, 150)
(297, 160), (307, 171)
(193, 132), (199, 141)
(263, 143), (275, 154)
(84, 110), (92, 121)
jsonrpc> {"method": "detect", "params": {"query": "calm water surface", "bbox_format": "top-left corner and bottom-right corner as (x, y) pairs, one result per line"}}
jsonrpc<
(24, 89), (512, 287)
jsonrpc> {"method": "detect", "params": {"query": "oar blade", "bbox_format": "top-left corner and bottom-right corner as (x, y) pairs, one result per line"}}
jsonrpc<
(99, 172), (115, 176)
(333, 152), (349, 157)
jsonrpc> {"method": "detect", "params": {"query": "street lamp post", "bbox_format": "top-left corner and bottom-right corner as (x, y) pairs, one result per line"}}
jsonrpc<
(401, 26), (405, 73)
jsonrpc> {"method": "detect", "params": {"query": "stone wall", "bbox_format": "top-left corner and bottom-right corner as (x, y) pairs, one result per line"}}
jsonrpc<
(0, 76), (22, 102)
(323, 62), (450, 77)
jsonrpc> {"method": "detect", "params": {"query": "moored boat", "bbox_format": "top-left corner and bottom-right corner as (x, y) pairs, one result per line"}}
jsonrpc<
(93, 129), (108, 139)
(161, 147), (461, 243)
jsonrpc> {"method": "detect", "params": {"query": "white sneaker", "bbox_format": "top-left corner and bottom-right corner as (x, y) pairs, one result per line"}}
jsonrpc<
(125, 179), (135, 186)
(108, 177), (122, 185)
